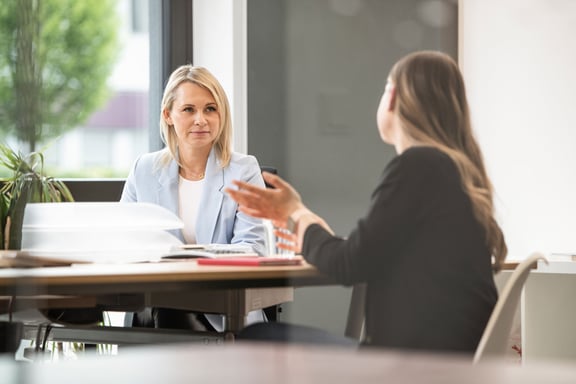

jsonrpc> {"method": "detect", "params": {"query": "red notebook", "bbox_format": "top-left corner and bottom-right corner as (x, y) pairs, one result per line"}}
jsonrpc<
(197, 256), (303, 266)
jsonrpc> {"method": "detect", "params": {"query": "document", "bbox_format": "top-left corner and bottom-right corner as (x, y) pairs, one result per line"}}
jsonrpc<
(196, 256), (303, 266)
(162, 244), (259, 260)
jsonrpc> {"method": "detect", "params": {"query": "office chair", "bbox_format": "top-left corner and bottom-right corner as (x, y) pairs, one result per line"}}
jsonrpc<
(237, 282), (361, 347)
(344, 283), (366, 340)
(259, 165), (277, 188)
(473, 252), (548, 363)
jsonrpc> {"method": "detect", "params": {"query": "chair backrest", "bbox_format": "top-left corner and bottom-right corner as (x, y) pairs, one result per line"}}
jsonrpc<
(473, 252), (548, 363)
(344, 283), (366, 340)
(260, 166), (277, 189)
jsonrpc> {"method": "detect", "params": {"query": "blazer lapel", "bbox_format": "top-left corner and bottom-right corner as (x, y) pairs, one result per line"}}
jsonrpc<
(195, 149), (224, 243)
(157, 158), (180, 217)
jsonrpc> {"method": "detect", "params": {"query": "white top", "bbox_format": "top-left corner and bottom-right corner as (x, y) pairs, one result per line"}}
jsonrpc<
(178, 176), (204, 244)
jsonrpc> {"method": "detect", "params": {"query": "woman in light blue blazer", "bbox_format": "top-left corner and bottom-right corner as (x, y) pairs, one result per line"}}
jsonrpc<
(121, 148), (266, 254)
(121, 65), (267, 330)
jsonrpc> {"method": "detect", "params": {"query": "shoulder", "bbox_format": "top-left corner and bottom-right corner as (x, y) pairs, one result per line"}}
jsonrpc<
(393, 146), (456, 175)
(399, 146), (451, 165)
(226, 152), (261, 173)
(132, 149), (167, 169)
(229, 152), (259, 166)
(382, 146), (459, 189)
(224, 152), (264, 186)
(128, 149), (174, 180)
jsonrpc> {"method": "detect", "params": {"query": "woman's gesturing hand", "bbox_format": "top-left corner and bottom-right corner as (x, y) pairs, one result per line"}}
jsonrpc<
(226, 171), (304, 228)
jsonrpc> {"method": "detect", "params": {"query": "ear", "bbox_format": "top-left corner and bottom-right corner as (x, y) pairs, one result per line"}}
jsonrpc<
(163, 109), (172, 125)
(387, 85), (396, 112)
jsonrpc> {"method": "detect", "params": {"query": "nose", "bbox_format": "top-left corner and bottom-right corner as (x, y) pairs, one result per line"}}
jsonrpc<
(194, 111), (207, 126)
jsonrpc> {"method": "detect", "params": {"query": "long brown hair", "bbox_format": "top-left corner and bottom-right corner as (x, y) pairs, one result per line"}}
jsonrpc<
(389, 51), (507, 271)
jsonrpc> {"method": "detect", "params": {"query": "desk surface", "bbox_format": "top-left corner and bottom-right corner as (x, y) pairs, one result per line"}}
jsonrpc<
(0, 258), (522, 296)
(0, 260), (330, 296)
(3, 343), (576, 384)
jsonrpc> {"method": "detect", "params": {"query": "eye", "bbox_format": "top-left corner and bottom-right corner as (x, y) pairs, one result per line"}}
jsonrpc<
(206, 105), (217, 113)
(183, 107), (194, 113)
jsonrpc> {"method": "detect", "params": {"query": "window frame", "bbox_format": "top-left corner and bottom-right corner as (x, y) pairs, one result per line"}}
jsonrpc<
(66, 0), (194, 201)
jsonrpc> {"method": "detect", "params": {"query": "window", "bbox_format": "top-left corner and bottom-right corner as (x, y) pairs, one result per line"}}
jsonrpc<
(43, 0), (151, 178)
(1, 0), (195, 195)
(0, 0), (156, 179)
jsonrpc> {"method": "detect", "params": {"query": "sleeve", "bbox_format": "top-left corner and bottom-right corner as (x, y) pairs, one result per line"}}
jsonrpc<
(229, 156), (268, 255)
(119, 156), (141, 202)
(301, 153), (432, 285)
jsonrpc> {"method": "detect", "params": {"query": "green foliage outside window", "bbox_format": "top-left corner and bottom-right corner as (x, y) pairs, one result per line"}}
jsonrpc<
(0, 0), (119, 153)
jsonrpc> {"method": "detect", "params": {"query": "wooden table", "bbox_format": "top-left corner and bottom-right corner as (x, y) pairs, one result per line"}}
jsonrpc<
(0, 258), (521, 345)
(3, 342), (576, 383)
(0, 259), (328, 292)
(0, 260), (332, 343)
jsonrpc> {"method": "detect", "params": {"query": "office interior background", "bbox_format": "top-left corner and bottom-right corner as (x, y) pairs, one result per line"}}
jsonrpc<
(2, 0), (576, 336)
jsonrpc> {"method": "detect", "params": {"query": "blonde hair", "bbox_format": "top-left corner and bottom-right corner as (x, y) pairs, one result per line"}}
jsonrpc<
(159, 65), (232, 168)
(389, 51), (507, 271)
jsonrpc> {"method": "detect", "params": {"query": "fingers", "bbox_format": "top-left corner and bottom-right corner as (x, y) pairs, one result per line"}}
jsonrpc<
(262, 172), (290, 190)
(226, 186), (262, 206)
(274, 228), (300, 254)
(227, 189), (264, 214)
(276, 241), (299, 253)
(271, 219), (287, 229)
(231, 180), (265, 194)
(274, 228), (295, 242)
(237, 206), (268, 219)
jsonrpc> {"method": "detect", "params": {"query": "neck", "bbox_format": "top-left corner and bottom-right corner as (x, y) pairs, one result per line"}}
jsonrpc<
(393, 127), (416, 155)
(178, 147), (210, 180)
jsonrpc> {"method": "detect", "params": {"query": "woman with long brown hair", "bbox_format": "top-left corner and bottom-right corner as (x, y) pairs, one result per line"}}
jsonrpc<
(228, 51), (506, 353)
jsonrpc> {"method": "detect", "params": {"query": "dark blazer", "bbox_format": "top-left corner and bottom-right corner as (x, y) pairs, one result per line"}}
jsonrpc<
(302, 146), (497, 353)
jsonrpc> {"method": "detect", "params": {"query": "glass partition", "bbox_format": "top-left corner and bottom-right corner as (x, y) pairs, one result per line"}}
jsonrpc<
(247, 0), (458, 334)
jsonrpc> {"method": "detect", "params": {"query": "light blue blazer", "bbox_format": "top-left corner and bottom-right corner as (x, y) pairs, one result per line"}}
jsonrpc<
(120, 148), (267, 255)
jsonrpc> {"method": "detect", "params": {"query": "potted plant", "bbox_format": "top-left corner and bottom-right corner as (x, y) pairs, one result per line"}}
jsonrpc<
(0, 144), (74, 250)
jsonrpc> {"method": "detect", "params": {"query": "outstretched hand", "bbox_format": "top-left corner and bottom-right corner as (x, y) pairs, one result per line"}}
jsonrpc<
(226, 171), (304, 228)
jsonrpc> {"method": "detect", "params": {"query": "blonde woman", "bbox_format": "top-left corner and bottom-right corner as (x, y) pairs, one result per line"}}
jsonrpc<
(122, 65), (266, 330)
(228, 51), (506, 353)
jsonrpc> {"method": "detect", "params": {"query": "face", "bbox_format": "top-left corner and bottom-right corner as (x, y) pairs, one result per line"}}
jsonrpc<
(163, 82), (220, 151)
(376, 79), (396, 145)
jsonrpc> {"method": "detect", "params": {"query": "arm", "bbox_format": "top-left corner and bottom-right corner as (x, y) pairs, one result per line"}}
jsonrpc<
(119, 156), (141, 202)
(301, 151), (449, 284)
(228, 156), (268, 255)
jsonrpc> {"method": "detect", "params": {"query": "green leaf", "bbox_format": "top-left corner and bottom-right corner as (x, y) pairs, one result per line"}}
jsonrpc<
(0, 192), (8, 249)
(0, 144), (74, 249)
(7, 178), (32, 250)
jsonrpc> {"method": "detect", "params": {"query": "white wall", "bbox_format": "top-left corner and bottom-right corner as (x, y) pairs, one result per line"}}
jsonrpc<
(193, 0), (247, 154)
(460, 0), (576, 260)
